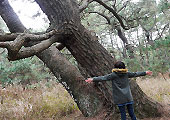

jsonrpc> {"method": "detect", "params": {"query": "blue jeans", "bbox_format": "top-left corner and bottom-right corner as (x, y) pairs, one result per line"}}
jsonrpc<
(118, 104), (136, 120)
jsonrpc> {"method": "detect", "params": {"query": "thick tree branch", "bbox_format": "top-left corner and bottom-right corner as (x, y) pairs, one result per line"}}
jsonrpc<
(8, 36), (58, 61)
(0, 0), (26, 32)
(7, 34), (26, 54)
(0, 33), (18, 41)
(0, 29), (61, 61)
(93, 0), (129, 30)
(0, 41), (10, 48)
(0, 30), (56, 42)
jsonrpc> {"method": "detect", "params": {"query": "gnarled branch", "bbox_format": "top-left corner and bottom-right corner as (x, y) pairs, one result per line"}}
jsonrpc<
(0, 30), (56, 42)
(93, 0), (129, 30)
(8, 36), (58, 61)
(0, 30), (61, 61)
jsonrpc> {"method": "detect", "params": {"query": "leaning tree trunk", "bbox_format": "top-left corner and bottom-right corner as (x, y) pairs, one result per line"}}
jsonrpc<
(34, 0), (166, 119)
(0, 0), (107, 117)
(37, 46), (105, 117)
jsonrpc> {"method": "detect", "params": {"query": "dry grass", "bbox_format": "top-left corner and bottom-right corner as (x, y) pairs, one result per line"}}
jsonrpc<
(137, 73), (170, 105)
(0, 81), (78, 120)
(0, 74), (170, 120)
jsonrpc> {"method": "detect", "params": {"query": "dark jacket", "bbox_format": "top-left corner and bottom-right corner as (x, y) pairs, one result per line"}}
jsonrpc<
(93, 71), (146, 104)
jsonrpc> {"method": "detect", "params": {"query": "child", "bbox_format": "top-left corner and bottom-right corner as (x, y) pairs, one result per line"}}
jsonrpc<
(85, 61), (152, 120)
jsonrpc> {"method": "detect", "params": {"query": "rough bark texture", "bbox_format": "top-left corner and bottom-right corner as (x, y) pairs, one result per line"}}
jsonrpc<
(0, 0), (105, 117)
(0, 0), (25, 32)
(0, 0), (168, 119)
(34, 0), (166, 119)
(35, 0), (116, 111)
(37, 46), (104, 117)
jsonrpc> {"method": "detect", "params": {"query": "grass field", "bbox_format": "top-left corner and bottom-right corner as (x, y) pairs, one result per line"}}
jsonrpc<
(136, 73), (170, 105)
(0, 81), (78, 120)
(0, 74), (170, 120)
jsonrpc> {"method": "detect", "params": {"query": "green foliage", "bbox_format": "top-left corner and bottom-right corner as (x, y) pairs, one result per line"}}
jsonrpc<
(153, 36), (170, 48)
(0, 49), (53, 87)
(125, 58), (143, 72)
(125, 35), (170, 75)
(158, 0), (170, 12)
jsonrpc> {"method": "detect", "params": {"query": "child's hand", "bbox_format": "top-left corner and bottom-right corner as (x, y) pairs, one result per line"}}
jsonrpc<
(146, 71), (152, 75)
(85, 78), (93, 83)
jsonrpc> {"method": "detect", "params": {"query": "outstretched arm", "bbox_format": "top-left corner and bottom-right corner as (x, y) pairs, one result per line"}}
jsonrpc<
(85, 78), (93, 83)
(128, 70), (152, 78)
(146, 71), (152, 75)
(85, 73), (117, 83)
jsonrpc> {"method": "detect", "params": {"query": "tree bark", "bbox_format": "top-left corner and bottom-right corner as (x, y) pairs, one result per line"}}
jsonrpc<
(37, 46), (104, 117)
(0, 0), (25, 32)
(0, 0), (105, 117)
(34, 0), (166, 119)
(35, 0), (117, 111)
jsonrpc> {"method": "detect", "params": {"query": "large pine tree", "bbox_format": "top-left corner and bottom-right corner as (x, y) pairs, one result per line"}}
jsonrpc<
(0, 0), (168, 119)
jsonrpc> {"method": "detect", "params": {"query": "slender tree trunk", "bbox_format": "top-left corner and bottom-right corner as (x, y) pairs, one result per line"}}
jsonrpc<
(122, 42), (128, 58)
(109, 32), (116, 58)
(116, 26), (135, 59)
(137, 28), (145, 70)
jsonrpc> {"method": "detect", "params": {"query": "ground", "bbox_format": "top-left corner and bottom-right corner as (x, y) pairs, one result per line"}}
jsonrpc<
(0, 74), (170, 120)
(60, 111), (170, 120)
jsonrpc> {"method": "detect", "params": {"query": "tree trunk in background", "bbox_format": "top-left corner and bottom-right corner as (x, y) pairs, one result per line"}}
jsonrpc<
(116, 27), (135, 59)
(0, 0), (167, 119)
(137, 29), (145, 70)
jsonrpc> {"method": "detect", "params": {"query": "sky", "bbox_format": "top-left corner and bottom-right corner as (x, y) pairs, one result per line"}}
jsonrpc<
(8, 0), (160, 31)
(7, 0), (160, 48)
(8, 0), (49, 31)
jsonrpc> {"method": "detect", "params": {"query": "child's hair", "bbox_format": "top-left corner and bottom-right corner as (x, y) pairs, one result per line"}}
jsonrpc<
(114, 61), (126, 69)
